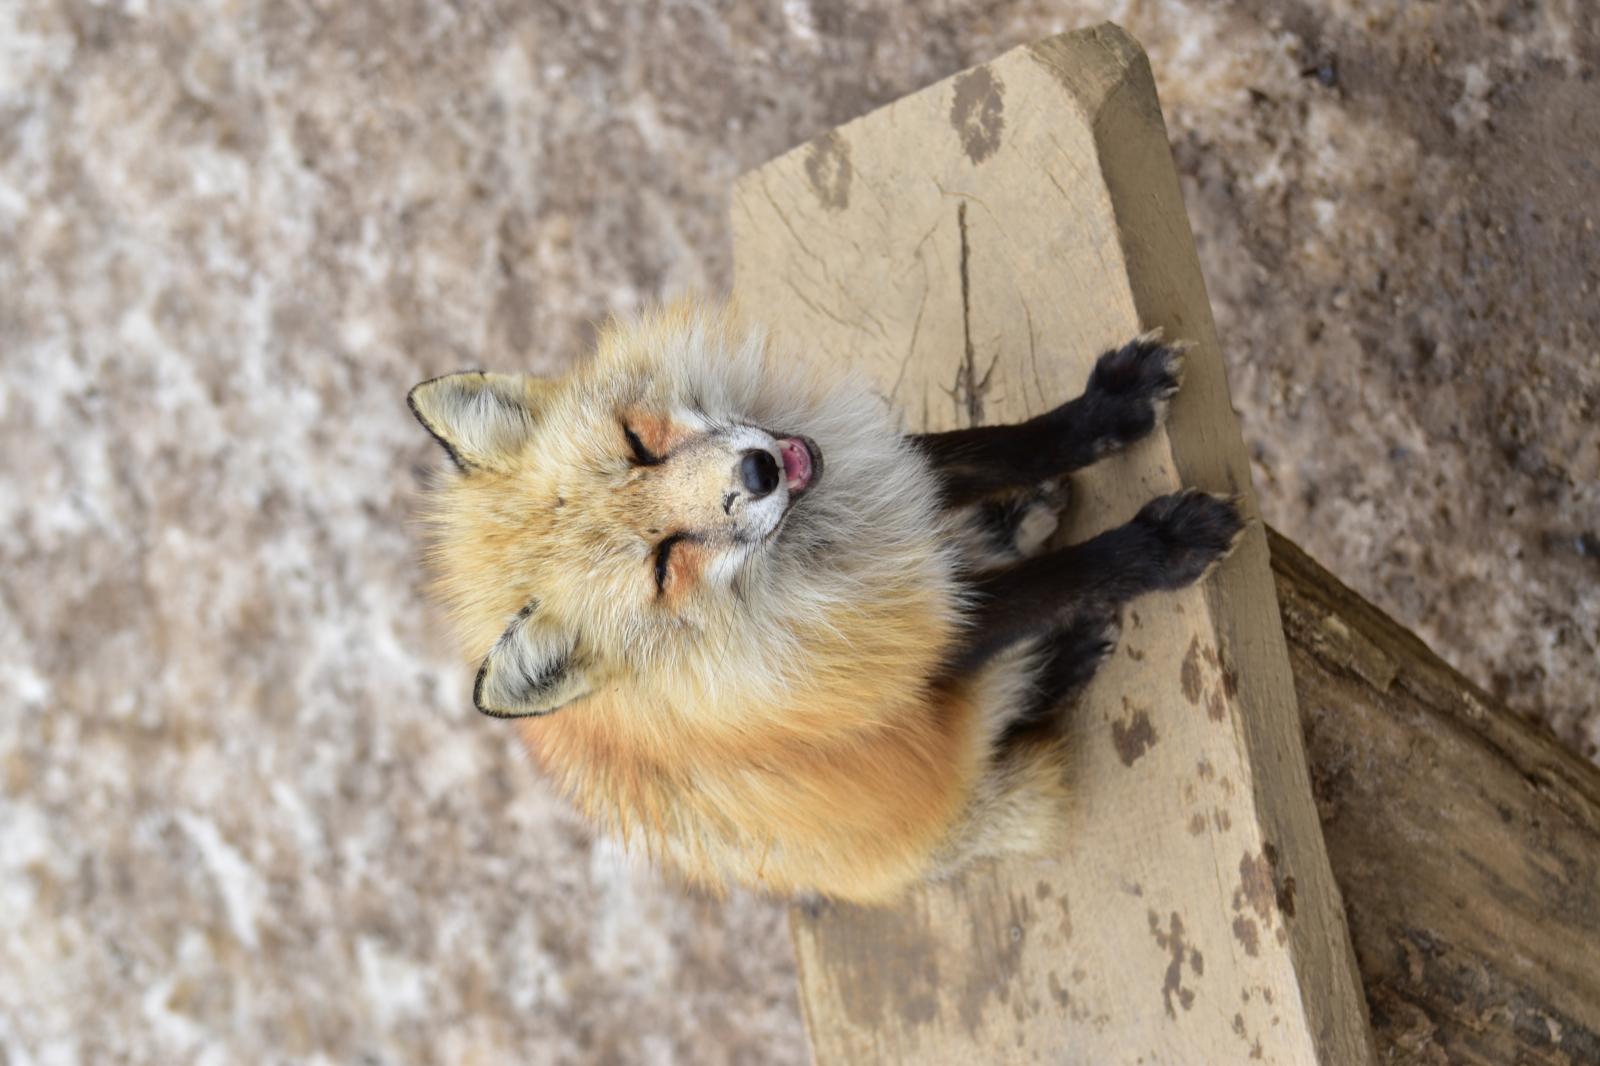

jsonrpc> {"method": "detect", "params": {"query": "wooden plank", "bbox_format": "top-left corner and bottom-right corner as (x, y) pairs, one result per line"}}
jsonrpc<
(731, 23), (1375, 1066)
(1271, 529), (1600, 1065)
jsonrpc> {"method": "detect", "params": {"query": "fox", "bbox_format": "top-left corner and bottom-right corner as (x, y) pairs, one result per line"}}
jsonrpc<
(407, 297), (1243, 903)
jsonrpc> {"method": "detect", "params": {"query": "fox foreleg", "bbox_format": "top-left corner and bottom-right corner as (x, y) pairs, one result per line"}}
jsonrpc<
(943, 488), (1244, 712)
(912, 334), (1186, 507)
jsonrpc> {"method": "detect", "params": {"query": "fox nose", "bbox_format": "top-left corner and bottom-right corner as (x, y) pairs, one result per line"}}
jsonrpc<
(739, 450), (781, 498)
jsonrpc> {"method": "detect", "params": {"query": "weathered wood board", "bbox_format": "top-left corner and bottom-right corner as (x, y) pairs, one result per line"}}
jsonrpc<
(1273, 530), (1600, 1065)
(732, 23), (1376, 1066)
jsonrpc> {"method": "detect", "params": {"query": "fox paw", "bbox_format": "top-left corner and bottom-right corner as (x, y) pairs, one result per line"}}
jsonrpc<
(1005, 611), (1123, 736)
(1133, 488), (1245, 589)
(1013, 503), (1060, 558)
(958, 480), (1070, 569)
(1012, 478), (1069, 557)
(1084, 332), (1187, 456)
(987, 478), (1069, 559)
(1045, 611), (1122, 687)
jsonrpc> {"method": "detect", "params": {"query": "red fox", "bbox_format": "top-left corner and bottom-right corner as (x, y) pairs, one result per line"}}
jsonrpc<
(408, 298), (1242, 903)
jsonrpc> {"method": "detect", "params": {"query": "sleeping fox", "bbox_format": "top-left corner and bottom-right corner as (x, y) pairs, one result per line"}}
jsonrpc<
(408, 298), (1242, 903)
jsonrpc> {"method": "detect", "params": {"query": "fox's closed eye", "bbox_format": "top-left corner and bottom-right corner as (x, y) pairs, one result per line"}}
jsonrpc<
(623, 424), (659, 466)
(654, 533), (684, 593)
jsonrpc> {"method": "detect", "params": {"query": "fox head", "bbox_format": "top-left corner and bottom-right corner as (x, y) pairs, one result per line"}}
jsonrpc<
(409, 300), (953, 725)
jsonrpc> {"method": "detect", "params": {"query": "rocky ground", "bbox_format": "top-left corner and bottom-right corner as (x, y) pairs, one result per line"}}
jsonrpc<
(2, 1), (1594, 1063)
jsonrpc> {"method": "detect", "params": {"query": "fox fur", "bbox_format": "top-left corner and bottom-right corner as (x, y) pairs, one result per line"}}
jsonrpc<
(409, 297), (1242, 903)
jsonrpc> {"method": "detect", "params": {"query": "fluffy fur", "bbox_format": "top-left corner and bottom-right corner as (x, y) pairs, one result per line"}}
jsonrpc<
(409, 297), (1240, 902)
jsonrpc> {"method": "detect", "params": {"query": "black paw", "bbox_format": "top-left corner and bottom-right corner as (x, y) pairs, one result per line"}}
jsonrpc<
(975, 479), (1069, 559)
(1007, 611), (1122, 736)
(1133, 489), (1245, 589)
(1082, 333), (1186, 454)
(1042, 611), (1122, 691)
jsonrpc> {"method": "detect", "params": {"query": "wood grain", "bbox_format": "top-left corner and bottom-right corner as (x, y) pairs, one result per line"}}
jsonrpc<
(732, 23), (1376, 1066)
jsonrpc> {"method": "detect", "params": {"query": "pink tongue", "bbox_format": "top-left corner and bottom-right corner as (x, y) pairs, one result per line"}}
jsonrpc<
(779, 438), (812, 490)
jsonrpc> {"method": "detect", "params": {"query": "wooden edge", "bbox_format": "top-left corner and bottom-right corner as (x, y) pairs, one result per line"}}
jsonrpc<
(1052, 27), (1378, 1062)
(1271, 526), (1600, 827)
(1268, 525), (1600, 1063)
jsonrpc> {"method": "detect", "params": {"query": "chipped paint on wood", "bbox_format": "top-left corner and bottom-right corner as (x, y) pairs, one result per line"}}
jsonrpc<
(803, 131), (852, 211)
(1181, 635), (1204, 704)
(950, 65), (1005, 164)
(1112, 698), (1158, 766)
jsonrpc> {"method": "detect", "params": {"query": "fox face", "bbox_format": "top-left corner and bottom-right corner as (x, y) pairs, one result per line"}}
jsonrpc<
(609, 411), (822, 600)
(409, 300), (954, 725)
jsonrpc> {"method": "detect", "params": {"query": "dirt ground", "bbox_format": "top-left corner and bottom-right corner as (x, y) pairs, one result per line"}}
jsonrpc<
(2, 1), (1595, 1063)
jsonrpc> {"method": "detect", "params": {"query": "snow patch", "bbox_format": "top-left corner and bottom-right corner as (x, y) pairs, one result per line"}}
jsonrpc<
(176, 813), (268, 949)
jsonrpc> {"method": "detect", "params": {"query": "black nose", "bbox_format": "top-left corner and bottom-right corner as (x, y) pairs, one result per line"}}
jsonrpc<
(740, 450), (781, 498)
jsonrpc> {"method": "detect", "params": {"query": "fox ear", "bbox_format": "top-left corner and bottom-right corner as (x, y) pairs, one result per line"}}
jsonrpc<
(407, 371), (552, 472)
(473, 602), (592, 718)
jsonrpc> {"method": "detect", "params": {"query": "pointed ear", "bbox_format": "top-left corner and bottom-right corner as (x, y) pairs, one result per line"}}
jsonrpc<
(473, 602), (592, 718)
(407, 371), (553, 472)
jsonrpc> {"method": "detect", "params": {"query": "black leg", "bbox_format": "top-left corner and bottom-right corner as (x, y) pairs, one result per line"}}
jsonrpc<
(942, 489), (1242, 678)
(912, 335), (1184, 506)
